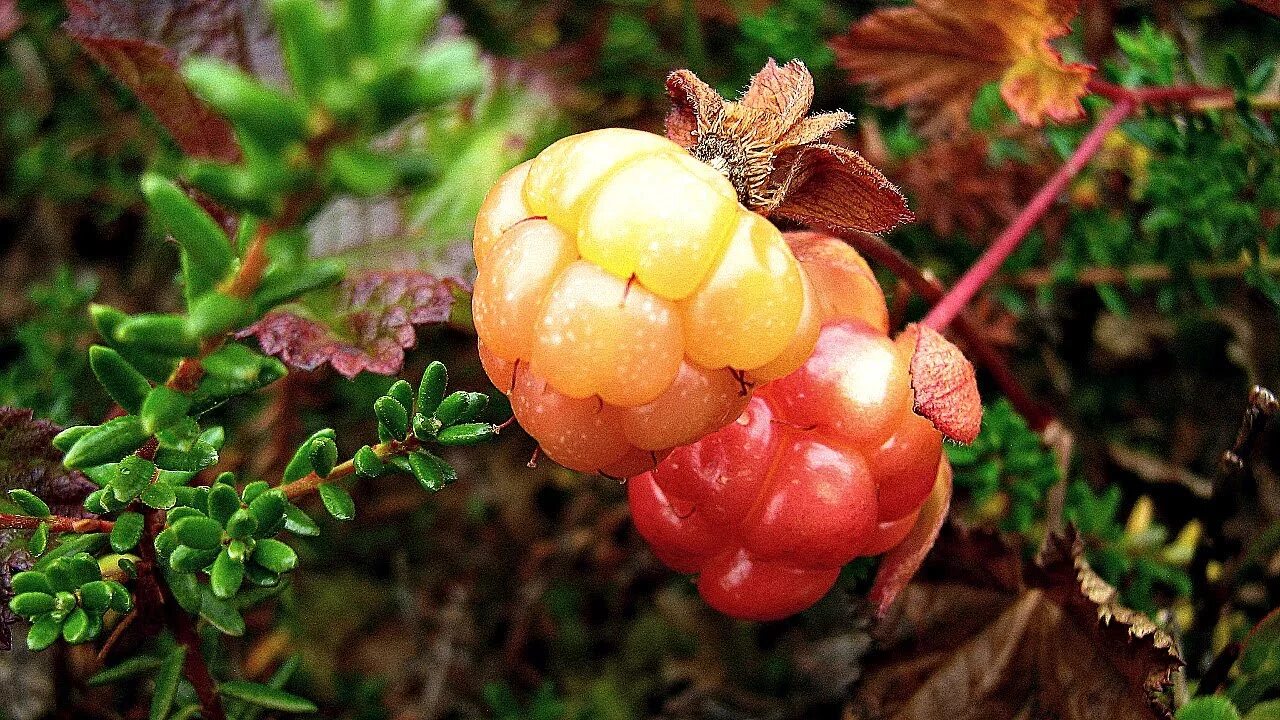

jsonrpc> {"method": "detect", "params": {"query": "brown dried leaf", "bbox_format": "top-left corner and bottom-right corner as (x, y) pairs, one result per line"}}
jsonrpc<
(770, 143), (915, 233)
(832, 0), (1094, 134)
(665, 60), (912, 233)
(907, 324), (983, 444)
(853, 527), (1181, 720)
(238, 271), (467, 379)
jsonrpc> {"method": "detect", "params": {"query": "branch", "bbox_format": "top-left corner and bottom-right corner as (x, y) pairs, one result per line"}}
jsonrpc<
(0, 513), (114, 533)
(279, 438), (418, 500)
(836, 229), (1056, 431)
(1087, 78), (1233, 106)
(921, 98), (1136, 332)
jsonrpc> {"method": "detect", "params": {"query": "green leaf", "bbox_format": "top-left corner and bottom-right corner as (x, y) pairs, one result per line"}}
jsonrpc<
(63, 416), (149, 469)
(252, 538), (298, 573)
(107, 580), (133, 612)
(283, 428), (336, 482)
(154, 441), (220, 473)
(141, 174), (234, 301)
(88, 654), (163, 686)
(374, 396), (409, 438)
(187, 291), (251, 338)
(1245, 700), (1280, 720)
(318, 483), (355, 520)
(198, 587), (246, 636)
(412, 413), (438, 441)
(432, 391), (468, 426)
(1177, 696), (1242, 720)
(170, 545), (220, 573)
(150, 645), (188, 720)
(328, 145), (399, 195)
(226, 508), (259, 540)
(78, 580), (112, 613)
(387, 380), (415, 416)
(309, 436), (338, 478)
(436, 422), (496, 446)
(403, 38), (486, 108)
(140, 387), (193, 435)
(353, 445), (384, 477)
(183, 58), (308, 150)
(28, 522), (48, 555)
(141, 482), (178, 510)
(8, 489), (50, 517)
(218, 680), (318, 713)
(417, 361), (447, 416)
(33, 533), (107, 572)
(253, 259), (344, 314)
(11, 571), (53, 596)
(67, 552), (102, 585)
(10, 591), (55, 616)
(62, 607), (91, 643)
(236, 654), (303, 720)
(206, 482), (242, 527)
(52, 425), (94, 452)
(210, 548), (245, 599)
(114, 314), (201, 356)
(248, 489), (287, 535)
(89, 345), (152, 414)
(26, 614), (61, 651)
(165, 569), (203, 613)
(110, 512), (145, 553)
(408, 451), (455, 492)
(283, 502), (321, 536)
(274, 0), (335, 98)
(241, 481), (270, 504)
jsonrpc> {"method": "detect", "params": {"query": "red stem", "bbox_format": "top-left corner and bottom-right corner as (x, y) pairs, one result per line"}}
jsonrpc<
(921, 98), (1136, 332)
(1086, 78), (1233, 105)
(0, 513), (114, 533)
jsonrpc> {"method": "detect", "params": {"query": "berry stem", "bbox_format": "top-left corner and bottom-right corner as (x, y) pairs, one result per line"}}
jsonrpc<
(921, 97), (1135, 333)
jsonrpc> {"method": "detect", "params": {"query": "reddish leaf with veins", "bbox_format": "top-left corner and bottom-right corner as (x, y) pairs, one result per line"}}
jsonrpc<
(239, 271), (467, 379)
(832, 0), (1094, 133)
(907, 324), (983, 444)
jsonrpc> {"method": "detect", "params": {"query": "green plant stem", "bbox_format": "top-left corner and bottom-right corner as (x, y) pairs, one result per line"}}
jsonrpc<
(279, 438), (419, 500)
(0, 513), (114, 533)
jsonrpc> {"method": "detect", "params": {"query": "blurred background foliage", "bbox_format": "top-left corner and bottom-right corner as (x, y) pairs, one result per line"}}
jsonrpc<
(1, 0), (1279, 718)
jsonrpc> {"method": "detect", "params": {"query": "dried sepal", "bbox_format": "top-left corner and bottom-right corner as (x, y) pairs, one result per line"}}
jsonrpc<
(906, 324), (983, 444)
(665, 59), (912, 233)
(868, 459), (953, 614)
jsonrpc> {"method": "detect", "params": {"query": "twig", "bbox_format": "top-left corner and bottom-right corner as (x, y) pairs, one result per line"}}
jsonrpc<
(1087, 78), (1233, 106)
(921, 98), (1136, 332)
(0, 513), (114, 533)
(837, 229), (1056, 431)
(278, 438), (418, 500)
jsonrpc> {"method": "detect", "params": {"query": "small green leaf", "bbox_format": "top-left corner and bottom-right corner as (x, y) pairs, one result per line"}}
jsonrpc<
(436, 422), (496, 446)
(218, 680), (318, 713)
(318, 484), (355, 521)
(374, 395), (409, 438)
(78, 580), (113, 613)
(28, 522), (48, 555)
(353, 445), (384, 477)
(27, 614), (61, 651)
(106, 580), (133, 612)
(52, 425), (94, 452)
(113, 455), (157, 502)
(187, 291), (251, 338)
(165, 569), (203, 613)
(183, 58), (308, 151)
(210, 548), (245, 599)
(111, 512), (145, 553)
(241, 480), (270, 504)
(140, 482), (177, 510)
(62, 607), (91, 643)
(432, 391), (468, 426)
(409, 451), (455, 492)
(226, 508), (259, 540)
(88, 654), (163, 686)
(248, 489), (287, 535)
(172, 515), (224, 550)
(459, 392), (489, 423)
(417, 361), (447, 416)
(154, 441), (220, 472)
(412, 412), (437, 441)
(67, 552), (101, 585)
(283, 428), (336, 482)
(140, 386), (192, 434)
(388, 380), (415, 416)
(198, 587), (246, 636)
(11, 571), (53, 596)
(114, 314), (201, 356)
(63, 416), (149, 469)
(206, 482), (242, 527)
(10, 591), (55, 616)
(252, 539), (298, 573)
(1176, 696), (1241, 720)
(8, 489), (50, 518)
(89, 345), (152, 414)
(32, 533), (107, 572)
(141, 173), (235, 301)
(150, 645), (188, 720)
(309, 436), (338, 479)
(170, 545), (220, 573)
(282, 503), (320, 537)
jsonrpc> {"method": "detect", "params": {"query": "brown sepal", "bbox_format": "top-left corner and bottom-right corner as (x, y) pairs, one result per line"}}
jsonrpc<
(906, 324), (983, 444)
(665, 59), (912, 233)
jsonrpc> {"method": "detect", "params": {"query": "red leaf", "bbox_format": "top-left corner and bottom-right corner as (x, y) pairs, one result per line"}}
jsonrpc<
(61, 0), (279, 162)
(868, 458), (952, 614)
(0, 407), (96, 516)
(906, 324), (982, 444)
(238, 271), (468, 379)
(0, 0), (20, 41)
(832, 0), (1094, 132)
